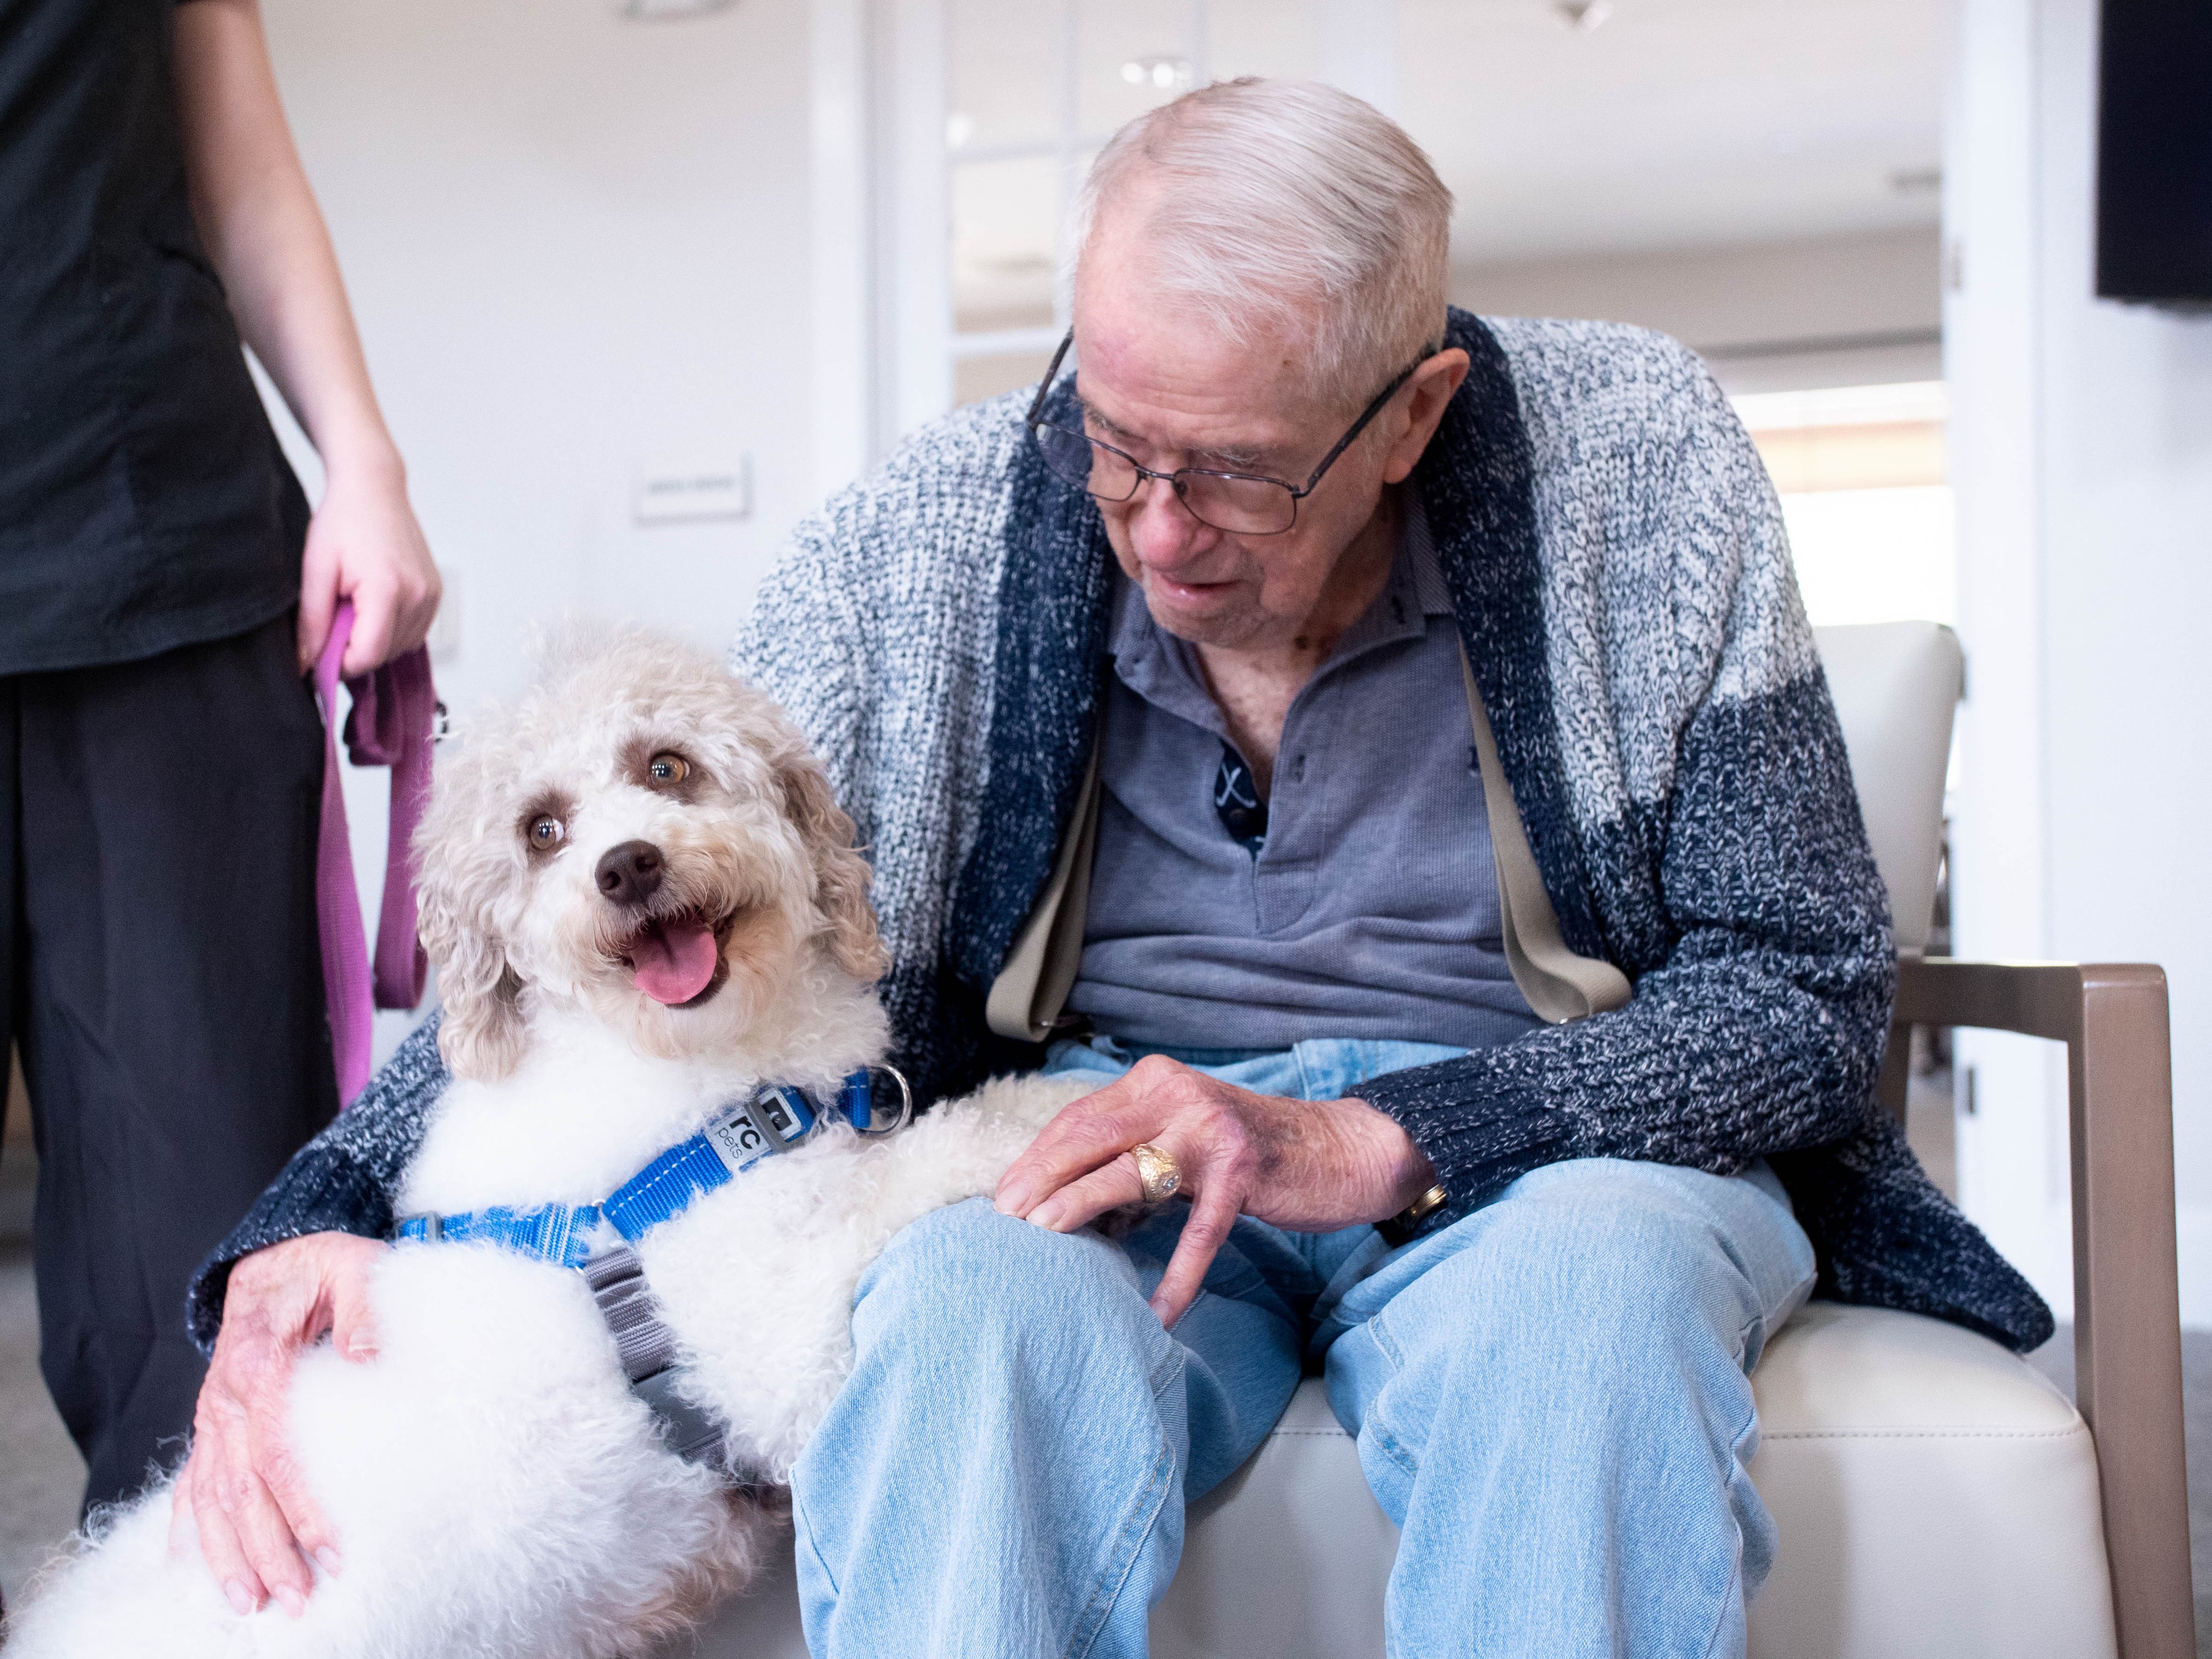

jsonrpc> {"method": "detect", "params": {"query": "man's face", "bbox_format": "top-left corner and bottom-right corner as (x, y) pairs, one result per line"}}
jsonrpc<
(1071, 235), (1400, 655)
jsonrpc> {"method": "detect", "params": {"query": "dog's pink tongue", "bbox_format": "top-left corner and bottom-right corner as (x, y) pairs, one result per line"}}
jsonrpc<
(631, 918), (718, 1004)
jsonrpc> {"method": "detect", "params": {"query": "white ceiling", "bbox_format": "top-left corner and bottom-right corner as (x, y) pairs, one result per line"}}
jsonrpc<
(1398, 0), (1947, 264)
(944, 0), (1947, 313)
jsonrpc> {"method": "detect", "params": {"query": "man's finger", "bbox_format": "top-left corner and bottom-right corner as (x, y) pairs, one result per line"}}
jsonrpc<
(1024, 1151), (1148, 1233)
(252, 1431), (340, 1583)
(1150, 1184), (1241, 1330)
(240, 1354), (338, 1588)
(230, 1446), (314, 1617)
(187, 1448), (266, 1614)
(328, 1260), (381, 1365)
(994, 1074), (1151, 1215)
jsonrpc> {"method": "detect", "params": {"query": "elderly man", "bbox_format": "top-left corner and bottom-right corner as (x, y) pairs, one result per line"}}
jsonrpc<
(178, 80), (2046, 1656)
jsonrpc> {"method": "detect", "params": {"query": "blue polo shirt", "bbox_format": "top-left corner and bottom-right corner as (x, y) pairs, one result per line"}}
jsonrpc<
(1066, 495), (1540, 1051)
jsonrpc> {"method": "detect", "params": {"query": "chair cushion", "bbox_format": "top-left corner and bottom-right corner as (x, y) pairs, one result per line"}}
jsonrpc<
(1745, 1303), (2116, 1659)
(675, 1303), (2117, 1658)
(1153, 1303), (2116, 1659)
(1151, 1378), (1401, 1658)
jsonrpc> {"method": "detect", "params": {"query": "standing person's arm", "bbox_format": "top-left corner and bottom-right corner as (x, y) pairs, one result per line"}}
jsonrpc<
(171, 0), (439, 675)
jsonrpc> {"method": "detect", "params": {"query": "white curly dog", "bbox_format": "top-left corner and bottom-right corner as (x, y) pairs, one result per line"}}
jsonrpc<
(6, 627), (1088, 1658)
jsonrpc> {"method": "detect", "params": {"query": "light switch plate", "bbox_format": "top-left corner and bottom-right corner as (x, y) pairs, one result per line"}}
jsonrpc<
(634, 456), (751, 525)
(619, 0), (737, 18)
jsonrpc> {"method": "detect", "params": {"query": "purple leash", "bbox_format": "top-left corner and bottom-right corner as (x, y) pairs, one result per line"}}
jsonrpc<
(312, 603), (436, 1105)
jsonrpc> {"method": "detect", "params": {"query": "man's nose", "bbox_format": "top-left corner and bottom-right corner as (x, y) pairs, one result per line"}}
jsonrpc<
(596, 839), (665, 907)
(1126, 476), (1216, 565)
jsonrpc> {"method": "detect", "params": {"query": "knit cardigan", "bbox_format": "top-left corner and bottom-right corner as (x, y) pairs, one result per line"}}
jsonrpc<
(189, 312), (2052, 1354)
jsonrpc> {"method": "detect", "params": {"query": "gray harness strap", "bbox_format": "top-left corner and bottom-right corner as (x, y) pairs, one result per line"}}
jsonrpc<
(583, 1242), (730, 1468)
(563, 1066), (912, 1482)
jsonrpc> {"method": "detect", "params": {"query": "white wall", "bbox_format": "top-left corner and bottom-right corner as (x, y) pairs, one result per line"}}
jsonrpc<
(261, 0), (818, 703)
(1453, 226), (1943, 393)
(253, 0), (819, 1060)
(1946, 0), (2212, 1323)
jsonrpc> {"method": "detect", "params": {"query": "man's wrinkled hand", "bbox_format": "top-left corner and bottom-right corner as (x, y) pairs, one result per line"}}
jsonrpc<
(170, 1232), (387, 1617)
(992, 1055), (1437, 1328)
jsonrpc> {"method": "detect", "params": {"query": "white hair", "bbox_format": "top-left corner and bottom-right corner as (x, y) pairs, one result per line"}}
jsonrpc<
(1068, 78), (1455, 408)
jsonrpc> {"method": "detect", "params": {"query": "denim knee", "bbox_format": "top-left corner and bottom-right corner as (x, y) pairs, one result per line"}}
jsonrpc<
(1363, 1161), (1794, 1395)
(1510, 1174), (1742, 1321)
(853, 1196), (1159, 1366)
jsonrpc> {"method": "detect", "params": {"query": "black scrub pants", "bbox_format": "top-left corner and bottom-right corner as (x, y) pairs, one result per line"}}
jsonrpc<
(0, 612), (338, 1511)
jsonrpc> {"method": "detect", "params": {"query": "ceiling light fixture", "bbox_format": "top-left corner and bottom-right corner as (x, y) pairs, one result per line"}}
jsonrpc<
(1553, 0), (1614, 30)
(1121, 57), (1192, 91)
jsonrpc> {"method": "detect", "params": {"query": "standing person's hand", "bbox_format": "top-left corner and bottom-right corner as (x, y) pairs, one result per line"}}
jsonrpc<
(295, 456), (441, 677)
(170, 1232), (388, 1616)
(992, 1055), (1439, 1328)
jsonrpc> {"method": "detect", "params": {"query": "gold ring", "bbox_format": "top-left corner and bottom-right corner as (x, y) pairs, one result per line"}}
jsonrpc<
(1129, 1142), (1182, 1208)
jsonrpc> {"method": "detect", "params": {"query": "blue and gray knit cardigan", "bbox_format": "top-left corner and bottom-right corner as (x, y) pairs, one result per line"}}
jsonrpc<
(189, 311), (2052, 1354)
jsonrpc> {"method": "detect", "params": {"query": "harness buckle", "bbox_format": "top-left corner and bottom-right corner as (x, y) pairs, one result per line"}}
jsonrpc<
(852, 1064), (913, 1138)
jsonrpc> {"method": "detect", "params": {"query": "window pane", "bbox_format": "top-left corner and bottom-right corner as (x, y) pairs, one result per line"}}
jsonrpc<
(952, 156), (1063, 335)
(1078, 0), (1196, 137)
(1735, 383), (1955, 628)
(957, 349), (1057, 407)
(948, 0), (1060, 153)
(1782, 487), (1957, 626)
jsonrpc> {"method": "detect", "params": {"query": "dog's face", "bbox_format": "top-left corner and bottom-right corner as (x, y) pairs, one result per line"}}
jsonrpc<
(414, 628), (888, 1081)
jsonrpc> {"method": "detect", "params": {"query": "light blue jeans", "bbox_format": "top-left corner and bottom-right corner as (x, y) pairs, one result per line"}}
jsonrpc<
(790, 1035), (1817, 1659)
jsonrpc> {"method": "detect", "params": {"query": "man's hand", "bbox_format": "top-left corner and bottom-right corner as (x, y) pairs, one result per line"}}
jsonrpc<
(295, 460), (441, 677)
(170, 1233), (388, 1616)
(992, 1055), (1438, 1328)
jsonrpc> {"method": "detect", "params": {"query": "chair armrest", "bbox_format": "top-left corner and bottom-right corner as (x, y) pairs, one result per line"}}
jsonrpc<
(1891, 957), (2191, 1659)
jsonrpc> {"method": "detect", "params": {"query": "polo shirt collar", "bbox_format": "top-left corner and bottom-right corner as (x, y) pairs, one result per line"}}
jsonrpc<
(1106, 486), (1447, 732)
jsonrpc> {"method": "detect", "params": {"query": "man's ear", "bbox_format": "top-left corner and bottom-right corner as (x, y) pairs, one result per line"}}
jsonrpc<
(777, 747), (891, 984)
(1382, 346), (1471, 485)
(415, 845), (529, 1081)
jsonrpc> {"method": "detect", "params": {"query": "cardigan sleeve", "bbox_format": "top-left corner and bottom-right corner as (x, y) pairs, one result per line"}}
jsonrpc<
(186, 1014), (451, 1351)
(1358, 361), (1898, 1218)
(729, 510), (871, 828)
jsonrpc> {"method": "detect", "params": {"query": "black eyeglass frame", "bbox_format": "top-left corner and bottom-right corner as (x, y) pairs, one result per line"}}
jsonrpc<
(1023, 329), (1432, 536)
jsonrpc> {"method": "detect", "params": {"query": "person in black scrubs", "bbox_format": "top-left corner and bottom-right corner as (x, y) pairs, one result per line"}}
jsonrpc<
(0, 0), (440, 1518)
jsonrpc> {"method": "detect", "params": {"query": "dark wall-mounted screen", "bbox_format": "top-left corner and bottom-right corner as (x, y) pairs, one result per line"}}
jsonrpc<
(2097, 0), (2212, 304)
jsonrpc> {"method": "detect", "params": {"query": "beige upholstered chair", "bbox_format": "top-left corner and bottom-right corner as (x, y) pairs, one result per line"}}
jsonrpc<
(678, 622), (2191, 1659)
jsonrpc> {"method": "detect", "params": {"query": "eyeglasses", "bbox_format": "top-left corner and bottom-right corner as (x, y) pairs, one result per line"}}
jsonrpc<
(1023, 330), (1428, 536)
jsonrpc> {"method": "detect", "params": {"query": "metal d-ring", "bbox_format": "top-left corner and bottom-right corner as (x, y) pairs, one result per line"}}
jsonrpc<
(854, 1064), (913, 1138)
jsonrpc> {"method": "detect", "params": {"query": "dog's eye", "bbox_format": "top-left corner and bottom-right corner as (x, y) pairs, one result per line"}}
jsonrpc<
(647, 752), (689, 786)
(527, 814), (565, 851)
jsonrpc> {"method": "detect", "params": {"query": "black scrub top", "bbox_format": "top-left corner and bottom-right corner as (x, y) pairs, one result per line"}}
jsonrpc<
(0, 0), (307, 676)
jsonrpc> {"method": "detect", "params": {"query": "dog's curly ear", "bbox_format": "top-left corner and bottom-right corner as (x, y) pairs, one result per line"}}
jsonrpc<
(415, 838), (529, 1082)
(777, 747), (891, 984)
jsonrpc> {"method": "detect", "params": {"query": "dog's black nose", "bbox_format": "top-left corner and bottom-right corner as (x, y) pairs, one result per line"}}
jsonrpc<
(596, 840), (665, 907)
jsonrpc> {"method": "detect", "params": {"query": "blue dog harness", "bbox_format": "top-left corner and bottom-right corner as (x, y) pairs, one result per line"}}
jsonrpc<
(395, 1067), (912, 1472)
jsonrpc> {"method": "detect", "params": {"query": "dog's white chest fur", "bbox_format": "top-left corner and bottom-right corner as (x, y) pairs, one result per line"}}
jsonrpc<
(397, 1013), (820, 1217)
(398, 1010), (1087, 1482)
(635, 1071), (1090, 1476)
